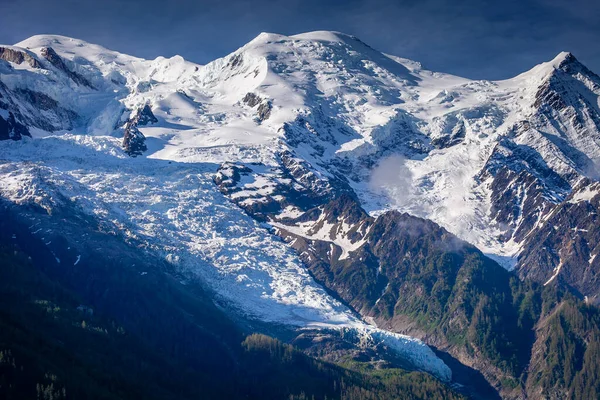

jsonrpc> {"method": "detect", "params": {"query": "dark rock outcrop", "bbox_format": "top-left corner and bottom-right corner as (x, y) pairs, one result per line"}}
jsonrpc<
(431, 120), (465, 149)
(14, 88), (79, 132)
(226, 53), (243, 69)
(135, 104), (158, 126)
(0, 47), (41, 68)
(534, 53), (600, 112)
(0, 80), (79, 133)
(256, 101), (272, 121)
(242, 92), (271, 122)
(15, 88), (61, 111)
(0, 111), (31, 140)
(242, 92), (261, 107)
(213, 151), (354, 221)
(122, 121), (147, 157)
(40, 47), (95, 89)
(120, 105), (157, 156)
(517, 180), (600, 303)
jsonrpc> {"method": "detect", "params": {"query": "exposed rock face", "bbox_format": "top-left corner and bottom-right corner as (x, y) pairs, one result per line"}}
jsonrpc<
(40, 47), (95, 89)
(14, 88), (79, 131)
(0, 67), (79, 135)
(469, 53), (600, 286)
(214, 151), (355, 222)
(478, 131), (570, 243)
(0, 47), (88, 138)
(431, 119), (465, 149)
(122, 121), (147, 157)
(533, 52), (600, 111)
(0, 82), (30, 140)
(120, 105), (156, 156)
(242, 92), (261, 107)
(135, 104), (158, 126)
(517, 180), (600, 303)
(0, 84), (78, 133)
(14, 89), (60, 111)
(473, 54), (600, 300)
(256, 101), (272, 121)
(0, 111), (30, 140)
(226, 53), (243, 69)
(242, 92), (271, 122)
(0, 47), (41, 68)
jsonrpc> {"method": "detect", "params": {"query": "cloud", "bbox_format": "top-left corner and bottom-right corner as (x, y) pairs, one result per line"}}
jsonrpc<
(369, 154), (414, 209)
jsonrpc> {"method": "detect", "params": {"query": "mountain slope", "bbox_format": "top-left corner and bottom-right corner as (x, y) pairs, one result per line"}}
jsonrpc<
(0, 201), (464, 400)
(2, 31), (600, 399)
(217, 161), (600, 398)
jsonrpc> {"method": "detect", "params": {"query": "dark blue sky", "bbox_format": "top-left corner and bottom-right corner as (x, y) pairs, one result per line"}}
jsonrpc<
(1, 0), (599, 79)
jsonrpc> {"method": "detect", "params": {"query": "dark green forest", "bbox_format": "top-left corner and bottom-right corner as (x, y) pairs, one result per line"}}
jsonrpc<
(0, 237), (463, 400)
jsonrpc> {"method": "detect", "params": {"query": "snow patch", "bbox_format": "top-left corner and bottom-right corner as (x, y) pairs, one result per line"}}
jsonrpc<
(568, 186), (599, 204)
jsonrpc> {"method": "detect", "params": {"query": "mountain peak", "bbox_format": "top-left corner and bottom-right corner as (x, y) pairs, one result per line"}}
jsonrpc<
(549, 51), (584, 72)
(551, 51), (575, 65)
(514, 51), (590, 84)
(242, 31), (360, 51)
(15, 34), (86, 50)
(247, 32), (289, 45)
(291, 30), (352, 43)
(540, 50), (600, 85)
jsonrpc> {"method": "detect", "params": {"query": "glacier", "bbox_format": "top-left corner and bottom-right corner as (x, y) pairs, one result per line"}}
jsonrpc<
(0, 134), (451, 381)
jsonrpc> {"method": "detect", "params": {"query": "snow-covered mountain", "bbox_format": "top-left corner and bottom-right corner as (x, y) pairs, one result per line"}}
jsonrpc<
(0, 33), (457, 380)
(2, 31), (600, 392)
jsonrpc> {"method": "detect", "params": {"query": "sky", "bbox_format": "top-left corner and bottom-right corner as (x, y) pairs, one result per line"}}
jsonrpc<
(1, 0), (599, 79)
